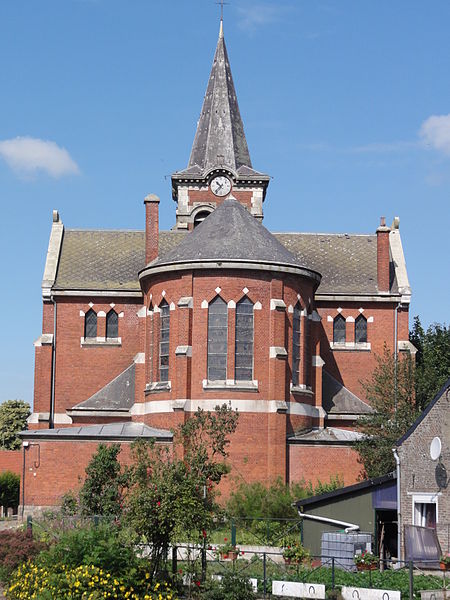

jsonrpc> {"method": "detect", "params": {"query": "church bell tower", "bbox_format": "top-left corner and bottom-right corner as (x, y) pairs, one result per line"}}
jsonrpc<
(171, 20), (270, 230)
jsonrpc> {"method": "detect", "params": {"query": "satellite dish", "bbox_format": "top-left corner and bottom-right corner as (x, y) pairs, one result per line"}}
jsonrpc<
(430, 437), (442, 461)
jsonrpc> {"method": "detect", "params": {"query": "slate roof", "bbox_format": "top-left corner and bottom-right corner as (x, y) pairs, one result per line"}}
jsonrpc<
(179, 24), (253, 175)
(20, 422), (173, 441)
(288, 427), (364, 444)
(52, 224), (395, 295)
(71, 364), (135, 412)
(322, 371), (373, 415)
(148, 198), (316, 273)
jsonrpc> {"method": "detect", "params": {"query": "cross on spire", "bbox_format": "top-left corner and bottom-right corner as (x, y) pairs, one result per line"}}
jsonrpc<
(216, 0), (229, 22)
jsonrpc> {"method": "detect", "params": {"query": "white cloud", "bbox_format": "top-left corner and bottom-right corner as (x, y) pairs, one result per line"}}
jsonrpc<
(237, 3), (291, 33)
(420, 114), (450, 156)
(0, 136), (80, 178)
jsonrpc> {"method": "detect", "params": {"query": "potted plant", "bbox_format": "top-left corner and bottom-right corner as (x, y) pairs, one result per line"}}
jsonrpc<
(354, 551), (378, 571)
(282, 541), (311, 565)
(440, 553), (450, 571)
(215, 539), (240, 561)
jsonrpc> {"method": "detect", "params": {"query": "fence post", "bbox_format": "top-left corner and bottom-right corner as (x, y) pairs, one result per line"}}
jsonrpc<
(172, 546), (177, 577)
(331, 557), (335, 590)
(201, 538), (207, 582)
(263, 552), (267, 598)
(408, 561), (414, 600)
(231, 520), (236, 547)
(26, 515), (32, 537)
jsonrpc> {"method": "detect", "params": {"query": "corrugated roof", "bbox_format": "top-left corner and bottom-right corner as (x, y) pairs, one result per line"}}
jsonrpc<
(20, 422), (173, 441)
(53, 223), (394, 296)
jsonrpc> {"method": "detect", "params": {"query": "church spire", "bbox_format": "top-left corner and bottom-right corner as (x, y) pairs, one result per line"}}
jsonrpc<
(187, 22), (252, 173)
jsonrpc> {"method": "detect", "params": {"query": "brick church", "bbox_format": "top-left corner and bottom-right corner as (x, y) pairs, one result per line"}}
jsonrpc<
(23, 20), (413, 513)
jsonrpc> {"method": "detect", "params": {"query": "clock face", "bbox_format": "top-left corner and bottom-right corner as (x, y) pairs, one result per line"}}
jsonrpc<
(210, 175), (232, 197)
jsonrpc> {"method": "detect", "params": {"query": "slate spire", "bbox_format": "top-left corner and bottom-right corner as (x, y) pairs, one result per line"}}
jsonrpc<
(188, 21), (252, 173)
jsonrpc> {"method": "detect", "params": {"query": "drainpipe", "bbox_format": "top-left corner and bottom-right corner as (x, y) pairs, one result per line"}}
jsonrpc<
(393, 448), (401, 560)
(297, 510), (360, 533)
(49, 296), (57, 429)
(21, 442), (28, 519)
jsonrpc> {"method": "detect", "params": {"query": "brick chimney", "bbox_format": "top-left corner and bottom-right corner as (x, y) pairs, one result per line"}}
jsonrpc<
(144, 194), (160, 264)
(376, 216), (390, 293)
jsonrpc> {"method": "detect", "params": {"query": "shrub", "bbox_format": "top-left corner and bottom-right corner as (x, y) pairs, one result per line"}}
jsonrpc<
(200, 572), (256, 600)
(6, 562), (176, 599)
(0, 471), (20, 510)
(36, 523), (139, 580)
(0, 529), (47, 582)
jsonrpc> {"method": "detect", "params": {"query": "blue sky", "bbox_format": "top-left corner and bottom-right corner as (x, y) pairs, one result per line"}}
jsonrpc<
(0, 0), (449, 405)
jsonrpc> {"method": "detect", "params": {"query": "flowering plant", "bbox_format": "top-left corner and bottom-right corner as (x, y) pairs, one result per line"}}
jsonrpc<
(440, 553), (450, 565)
(282, 541), (311, 563)
(353, 550), (378, 566)
(215, 538), (240, 558)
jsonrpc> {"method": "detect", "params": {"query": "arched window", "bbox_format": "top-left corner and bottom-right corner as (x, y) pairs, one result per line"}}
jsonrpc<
(159, 300), (170, 382)
(355, 314), (367, 343)
(207, 296), (228, 381)
(235, 297), (254, 381)
(106, 309), (118, 339)
(333, 314), (346, 344)
(194, 210), (212, 228)
(84, 309), (97, 339)
(292, 302), (301, 386)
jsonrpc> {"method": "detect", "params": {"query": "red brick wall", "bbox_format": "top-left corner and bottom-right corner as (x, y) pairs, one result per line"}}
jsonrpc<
(289, 444), (361, 487)
(0, 450), (22, 476)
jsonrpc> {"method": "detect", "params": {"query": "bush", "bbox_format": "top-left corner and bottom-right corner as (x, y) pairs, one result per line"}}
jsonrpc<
(0, 529), (47, 582)
(6, 562), (176, 599)
(0, 471), (20, 510)
(36, 523), (140, 581)
(200, 572), (255, 600)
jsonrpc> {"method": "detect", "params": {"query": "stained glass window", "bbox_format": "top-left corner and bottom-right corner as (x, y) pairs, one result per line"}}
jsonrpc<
(333, 314), (346, 344)
(292, 302), (301, 386)
(159, 300), (170, 382)
(355, 314), (367, 343)
(84, 309), (97, 339)
(208, 296), (228, 381)
(106, 310), (118, 339)
(235, 297), (254, 381)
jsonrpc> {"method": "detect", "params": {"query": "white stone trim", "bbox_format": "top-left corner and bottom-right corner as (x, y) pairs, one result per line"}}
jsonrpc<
(97, 310), (106, 317)
(367, 316), (374, 323)
(358, 307), (364, 313)
(79, 310), (85, 317)
(272, 581), (325, 598)
(215, 287), (221, 294)
(270, 299), (286, 311)
(41, 212), (64, 300)
(137, 306), (146, 318)
(110, 303), (115, 308)
(390, 229), (412, 301)
(170, 302), (176, 311)
(330, 342), (371, 351)
(242, 287), (249, 294)
(201, 300), (208, 309)
(288, 305), (294, 314)
(398, 340), (418, 355)
(202, 380), (258, 391)
(134, 352), (145, 364)
(254, 301), (262, 310)
(145, 381), (171, 393)
(118, 311), (124, 318)
(161, 290), (166, 297)
(227, 300), (236, 309)
(346, 316), (354, 323)
(175, 345), (192, 357)
(80, 337), (122, 347)
(27, 412), (72, 425)
(52, 290), (143, 298)
(153, 305), (161, 313)
(269, 346), (287, 358)
(341, 587), (400, 600)
(34, 333), (53, 347)
(178, 296), (193, 308)
(327, 315), (333, 322)
(337, 307), (342, 313)
(89, 302), (94, 308)
(131, 399), (324, 418)
(312, 355), (325, 367)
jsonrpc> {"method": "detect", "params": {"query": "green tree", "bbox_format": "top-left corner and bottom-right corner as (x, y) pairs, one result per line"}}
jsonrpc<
(0, 400), (30, 450)
(0, 471), (20, 510)
(78, 443), (128, 517)
(410, 317), (450, 410)
(355, 345), (418, 478)
(124, 404), (238, 580)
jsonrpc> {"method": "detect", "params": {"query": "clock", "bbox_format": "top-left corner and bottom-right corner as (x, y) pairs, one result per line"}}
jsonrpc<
(210, 175), (232, 197)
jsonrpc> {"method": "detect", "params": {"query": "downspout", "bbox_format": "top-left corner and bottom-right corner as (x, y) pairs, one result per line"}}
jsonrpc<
(297, 510), (360, 533)
(393, 448), (401, 560)
(21, 442), (27, 518)
(49, 296), (57, 429)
